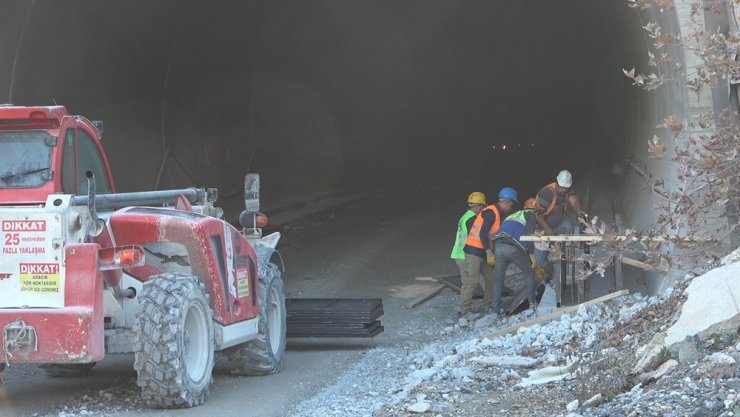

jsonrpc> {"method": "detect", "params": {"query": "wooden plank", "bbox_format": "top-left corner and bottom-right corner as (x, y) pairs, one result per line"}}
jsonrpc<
(483, 289), (630, 340)
(621, 257), (667, 274)
(520, 235), (715, 243)
(438, 276), (462, 293)
(405, 285), (447, 309)
(415, 273), (459, 282)
(520, 235), (603, 242)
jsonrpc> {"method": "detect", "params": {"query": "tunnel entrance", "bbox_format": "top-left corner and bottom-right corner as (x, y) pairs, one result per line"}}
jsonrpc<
(1, 1), (651, 220)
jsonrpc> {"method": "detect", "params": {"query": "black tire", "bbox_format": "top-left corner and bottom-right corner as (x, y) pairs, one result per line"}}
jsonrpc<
(224, 263), (286, 375)
(40, 363), (96, 377)
(133, 273), (214, 408)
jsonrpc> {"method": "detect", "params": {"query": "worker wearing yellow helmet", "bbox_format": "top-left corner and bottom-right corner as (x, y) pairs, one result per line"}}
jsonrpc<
(450, 192), (487, 313)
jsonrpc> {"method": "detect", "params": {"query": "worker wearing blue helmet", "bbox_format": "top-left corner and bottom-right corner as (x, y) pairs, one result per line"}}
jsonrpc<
(460, 187), (518, 315)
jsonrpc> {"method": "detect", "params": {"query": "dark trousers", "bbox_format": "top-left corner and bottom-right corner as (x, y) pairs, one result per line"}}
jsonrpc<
(493, 240), (535, 314)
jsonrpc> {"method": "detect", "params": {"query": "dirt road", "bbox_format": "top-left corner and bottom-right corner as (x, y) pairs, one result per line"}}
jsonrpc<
(0, 184), (464, 417)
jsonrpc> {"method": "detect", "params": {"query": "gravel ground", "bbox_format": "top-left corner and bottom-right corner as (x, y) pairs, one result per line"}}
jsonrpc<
(12, 270), (739, 417)
(4, 205), (737, 417)
(288, 275), (739, 417)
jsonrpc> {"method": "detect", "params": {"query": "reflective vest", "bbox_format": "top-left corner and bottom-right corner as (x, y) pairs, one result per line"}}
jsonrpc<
(451, 210), (476, 259)
(541, 182), (560, 216)
(495, 209), (535, 251)
(465, 204), (502, 249)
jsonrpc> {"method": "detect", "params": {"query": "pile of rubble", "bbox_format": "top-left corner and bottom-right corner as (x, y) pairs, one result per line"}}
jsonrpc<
(293, 250), (740, 417)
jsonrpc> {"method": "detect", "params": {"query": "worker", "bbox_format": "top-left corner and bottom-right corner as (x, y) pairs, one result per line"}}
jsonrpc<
(491, 198), (545, 316)
(450, 192), (487, 291)
(533, 169), (586, 275)
(460, 187), (518, 315)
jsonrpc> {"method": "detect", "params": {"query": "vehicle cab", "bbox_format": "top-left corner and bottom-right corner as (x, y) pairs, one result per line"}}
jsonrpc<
(0, 105), (115, 205)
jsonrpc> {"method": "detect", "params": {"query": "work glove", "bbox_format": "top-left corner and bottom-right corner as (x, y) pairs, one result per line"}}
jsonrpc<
(486, 249), (496, 266)
(530, 254), (546, 279)
(534, 266), (546, 280)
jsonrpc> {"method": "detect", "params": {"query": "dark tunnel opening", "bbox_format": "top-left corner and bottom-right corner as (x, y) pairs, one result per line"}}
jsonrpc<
(1, 1), (650, 221)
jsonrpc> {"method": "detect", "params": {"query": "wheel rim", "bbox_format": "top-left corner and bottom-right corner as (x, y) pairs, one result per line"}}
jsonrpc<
(267, 286), (282, 354)
(183, 300), (209, 382)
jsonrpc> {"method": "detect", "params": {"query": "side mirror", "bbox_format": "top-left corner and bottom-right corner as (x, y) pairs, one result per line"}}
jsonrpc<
(244, 173), (260, 212)
(92, 120), (104, 136)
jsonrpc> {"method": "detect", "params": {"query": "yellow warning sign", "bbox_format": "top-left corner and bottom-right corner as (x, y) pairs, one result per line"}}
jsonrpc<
(236, 268), (250, 298)
(19, 262), (60, 294)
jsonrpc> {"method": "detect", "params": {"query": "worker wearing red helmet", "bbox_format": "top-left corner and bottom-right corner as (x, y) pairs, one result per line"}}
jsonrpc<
(460, 187), (518, 315)
(450, 192), (487, 290)
(492, 198), (545, 316)
(533, 170), (586, 275)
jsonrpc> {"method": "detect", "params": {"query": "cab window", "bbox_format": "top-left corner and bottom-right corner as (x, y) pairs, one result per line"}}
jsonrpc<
(77, 129), (111, 194)
(62, 128), (76, 193)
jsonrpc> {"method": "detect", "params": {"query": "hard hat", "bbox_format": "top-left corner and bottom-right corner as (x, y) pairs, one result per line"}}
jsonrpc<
(523, 198), (539, 210)
(556, 170), (573, 188)
(467, 192), (487, 205)
(498, 187), (518, 203)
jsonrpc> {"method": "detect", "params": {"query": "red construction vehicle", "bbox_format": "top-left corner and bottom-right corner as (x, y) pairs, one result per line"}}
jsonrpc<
(0, 105), (287, 407)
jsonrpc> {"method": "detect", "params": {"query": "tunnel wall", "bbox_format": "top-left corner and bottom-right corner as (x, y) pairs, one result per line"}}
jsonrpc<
(0, 1), (654, 212)
(0, 1), (733, 296)
(617, 2), (735, 294)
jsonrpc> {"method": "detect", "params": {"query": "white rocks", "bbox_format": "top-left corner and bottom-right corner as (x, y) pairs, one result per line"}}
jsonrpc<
(665, 262), (740, 346)
(566, 399), (580, 412)
(407, 367), (437, 383)
(582, 393), (603, 408)
(633, 332), (669, 373)
(407, 401), (430, 413)
(448, 367), (475, 380)
(638, 359), (678, 383)
(469, 355), (538, 368)
(697, 352), (738, 379)
(721, 246), (740, 265)
(514, 360), (580, 388)
(706, 352), (736, 365)
(474, 314), (499, 329)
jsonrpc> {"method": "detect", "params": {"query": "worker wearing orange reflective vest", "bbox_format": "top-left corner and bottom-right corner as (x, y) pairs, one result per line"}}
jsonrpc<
(450, 192), (487, 290)
(460, 187), (518, 315)
(533, 170), (586, 276)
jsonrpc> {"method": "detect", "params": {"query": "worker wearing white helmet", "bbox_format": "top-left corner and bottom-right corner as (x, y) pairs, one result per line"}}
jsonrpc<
(533, 170), (586, 275)
(450, 192), (487, 292)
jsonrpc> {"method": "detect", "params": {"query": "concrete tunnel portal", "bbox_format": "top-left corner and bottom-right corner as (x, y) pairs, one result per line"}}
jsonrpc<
(1, 1), (727, 296)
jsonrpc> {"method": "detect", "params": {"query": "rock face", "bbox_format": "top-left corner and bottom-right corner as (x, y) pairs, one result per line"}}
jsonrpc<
(665, 263), (740, 346)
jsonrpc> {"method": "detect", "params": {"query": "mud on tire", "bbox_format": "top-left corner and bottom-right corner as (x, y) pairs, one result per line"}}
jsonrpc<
(40, 363), (96, 377)
(133, 273), (214, 408)
(224, 262), (286, 375)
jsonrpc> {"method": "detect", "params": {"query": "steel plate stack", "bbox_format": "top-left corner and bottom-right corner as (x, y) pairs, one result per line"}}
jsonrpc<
(285, 298), (384, 338)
